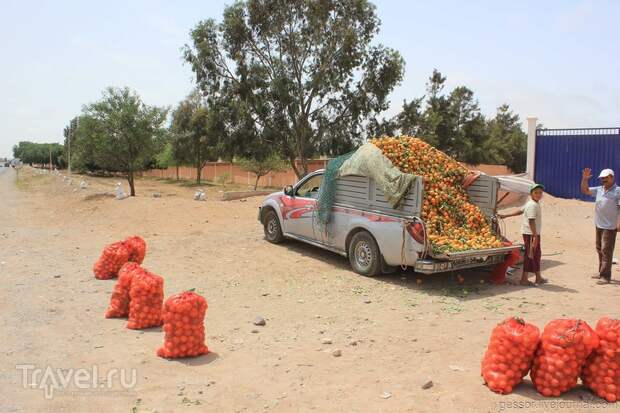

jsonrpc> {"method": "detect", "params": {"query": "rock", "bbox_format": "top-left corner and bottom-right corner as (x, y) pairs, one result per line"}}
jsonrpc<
(321, 338), (332, 345)
(363, 299), (372, 304)
(297, 299), (305, 304)
(251, 329), (259, 334)
(449, 365), (465, 371)
(332, 349), (342, 357)
(349, 340), (358, 346)
(253, 316), (266, 326)
(379, 392), (392, 399)
(152, 192), (162, 198)
(421, 380), (434, 390)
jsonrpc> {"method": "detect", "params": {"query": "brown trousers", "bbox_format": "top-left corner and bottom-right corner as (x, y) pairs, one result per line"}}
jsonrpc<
(596, 227), (617, 280)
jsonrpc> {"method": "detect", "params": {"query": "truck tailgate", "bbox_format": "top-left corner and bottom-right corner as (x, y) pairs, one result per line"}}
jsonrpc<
(415, 245), (521, 274)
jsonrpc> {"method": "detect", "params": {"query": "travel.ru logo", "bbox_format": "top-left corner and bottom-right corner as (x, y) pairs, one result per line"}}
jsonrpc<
(16, 364), (137, 399)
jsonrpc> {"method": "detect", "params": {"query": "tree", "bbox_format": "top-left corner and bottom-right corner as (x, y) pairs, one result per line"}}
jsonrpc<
(83, 87), (168, 196)
(238, 154), (287, 190)
(13, 141), (65, 167)
(170, 93), (215, 184)
(485, 104), (527, 172)
(375, 70), (527, 170)
(183, 0), (404, 178)
(63, 117), (79, 172)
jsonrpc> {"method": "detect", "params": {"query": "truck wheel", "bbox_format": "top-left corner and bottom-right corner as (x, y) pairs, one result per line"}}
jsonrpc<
(263, 209), (285, 244)
(348, 231), (382, 277)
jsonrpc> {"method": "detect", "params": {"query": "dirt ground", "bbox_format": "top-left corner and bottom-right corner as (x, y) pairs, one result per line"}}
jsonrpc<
(1, 166), (619, 413)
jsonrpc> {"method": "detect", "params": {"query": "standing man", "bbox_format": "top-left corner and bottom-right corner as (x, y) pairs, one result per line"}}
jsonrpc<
(581, 168), (620, 284)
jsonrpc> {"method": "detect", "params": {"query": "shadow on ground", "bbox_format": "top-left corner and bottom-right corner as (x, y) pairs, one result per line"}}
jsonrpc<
(280, 239), (578, 301)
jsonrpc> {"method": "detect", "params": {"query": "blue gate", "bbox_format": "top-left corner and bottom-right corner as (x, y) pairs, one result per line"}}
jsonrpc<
(534, 128), (620, 201)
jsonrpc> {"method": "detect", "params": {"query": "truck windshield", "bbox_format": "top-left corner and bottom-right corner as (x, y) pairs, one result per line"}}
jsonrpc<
(296, 174), (323, 199)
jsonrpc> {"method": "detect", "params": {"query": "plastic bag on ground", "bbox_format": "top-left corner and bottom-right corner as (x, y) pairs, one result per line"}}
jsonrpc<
(126, 269), (164, 329)
(93, 241), (131, 280)
(124, 236), (146, 264)
(530, 319), (599, 397)
(105, 262), (141, 318)
(481, 316), (540, 394)
(157, 291), (209, 358)
(582, 317), (620, 402)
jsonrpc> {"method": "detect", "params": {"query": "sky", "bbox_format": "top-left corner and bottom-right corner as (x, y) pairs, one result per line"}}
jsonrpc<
(1, 0), (619, 158)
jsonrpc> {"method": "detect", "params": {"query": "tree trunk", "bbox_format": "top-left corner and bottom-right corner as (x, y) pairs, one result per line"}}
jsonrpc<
(254, 175), (260, 191)
(290, 158), (303, 179)
(176, 164), (179, 181)
(128, 171), (136, 196)
(196, 163), (201, 185)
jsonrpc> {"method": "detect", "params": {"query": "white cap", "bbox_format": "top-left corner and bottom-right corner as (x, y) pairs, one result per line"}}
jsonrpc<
(598, 168), (614, 178)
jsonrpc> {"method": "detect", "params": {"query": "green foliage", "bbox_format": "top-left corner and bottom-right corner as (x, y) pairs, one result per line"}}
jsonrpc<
(154, 142), (174, 169)
(370, 70), (527, 172)
(63, 117), (78, 170)
(169, 92), (216, 183)
(77, 87), (168, 195)
(238, 154), (287, 189)
(183, 0), (405, 178)
(13, 141), (65, 167)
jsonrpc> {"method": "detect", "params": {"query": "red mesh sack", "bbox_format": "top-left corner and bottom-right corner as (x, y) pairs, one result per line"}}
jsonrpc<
(490, 242), (521, 284)
(105, 262), (142, 318)
(530, 319), (599, 397)
(157, 291), (209, 359)
(93, 241), (130, 280)
(481, 316), (540, 394)
(126, 269), (164, 330)
(582, 317), (620, 402)
(124, 236), (146, 264)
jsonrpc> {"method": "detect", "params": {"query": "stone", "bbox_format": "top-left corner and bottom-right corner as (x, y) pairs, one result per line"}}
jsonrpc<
(332, 349), (342, 357)
(422, 381), (434, 390)
(253, 316), (266, 326)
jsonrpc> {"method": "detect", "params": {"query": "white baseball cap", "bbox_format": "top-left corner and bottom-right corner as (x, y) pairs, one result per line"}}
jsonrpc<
(598, 168), (614, 178)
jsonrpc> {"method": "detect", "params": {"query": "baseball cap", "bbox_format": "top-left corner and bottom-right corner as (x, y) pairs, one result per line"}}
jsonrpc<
(598, 169), (614, 178)
(529, 183), (545, 193)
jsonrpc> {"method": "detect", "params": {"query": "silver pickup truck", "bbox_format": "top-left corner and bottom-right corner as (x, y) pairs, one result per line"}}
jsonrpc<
(258, 170), (519, 276)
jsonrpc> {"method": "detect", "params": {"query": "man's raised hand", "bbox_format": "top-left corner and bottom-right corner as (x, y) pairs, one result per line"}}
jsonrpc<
(582, 168), (592, 180)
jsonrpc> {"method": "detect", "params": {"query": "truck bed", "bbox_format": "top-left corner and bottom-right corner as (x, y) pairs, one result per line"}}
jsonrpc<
(333, 173), (520, 272)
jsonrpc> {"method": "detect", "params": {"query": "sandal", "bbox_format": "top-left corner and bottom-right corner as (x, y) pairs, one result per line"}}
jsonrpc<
(535, 278), (548, 285)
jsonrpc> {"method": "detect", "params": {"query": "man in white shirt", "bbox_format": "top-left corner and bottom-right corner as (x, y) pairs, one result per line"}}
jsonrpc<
(498, 184), (546, 286)
(580, 168), (620, 284)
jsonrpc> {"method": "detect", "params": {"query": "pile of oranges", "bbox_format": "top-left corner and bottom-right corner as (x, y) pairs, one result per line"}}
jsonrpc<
(371, 136), (503, 253)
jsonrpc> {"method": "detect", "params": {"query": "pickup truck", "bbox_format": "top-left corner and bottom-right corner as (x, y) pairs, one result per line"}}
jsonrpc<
(258, 170), (519, 276)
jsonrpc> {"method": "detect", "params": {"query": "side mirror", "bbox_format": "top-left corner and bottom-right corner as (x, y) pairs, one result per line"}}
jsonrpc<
(283, 185), (294, 196)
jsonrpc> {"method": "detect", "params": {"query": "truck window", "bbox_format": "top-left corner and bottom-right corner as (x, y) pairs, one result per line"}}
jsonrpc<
(296, 174), (323, 199)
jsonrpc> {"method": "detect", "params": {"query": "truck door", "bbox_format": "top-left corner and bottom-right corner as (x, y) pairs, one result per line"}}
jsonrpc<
(281, 172), (323, 240)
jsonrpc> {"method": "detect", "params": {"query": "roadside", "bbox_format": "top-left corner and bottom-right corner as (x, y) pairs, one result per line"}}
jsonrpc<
(1, 167), (619, 412)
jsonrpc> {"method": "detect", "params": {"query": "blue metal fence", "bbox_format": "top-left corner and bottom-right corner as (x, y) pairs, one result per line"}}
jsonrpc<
(534, 128), (620, 201)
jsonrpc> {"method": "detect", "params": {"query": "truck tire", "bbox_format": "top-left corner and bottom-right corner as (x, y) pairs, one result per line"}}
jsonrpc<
(263, 209), (285, 244)
(348, 231), (382, 277)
